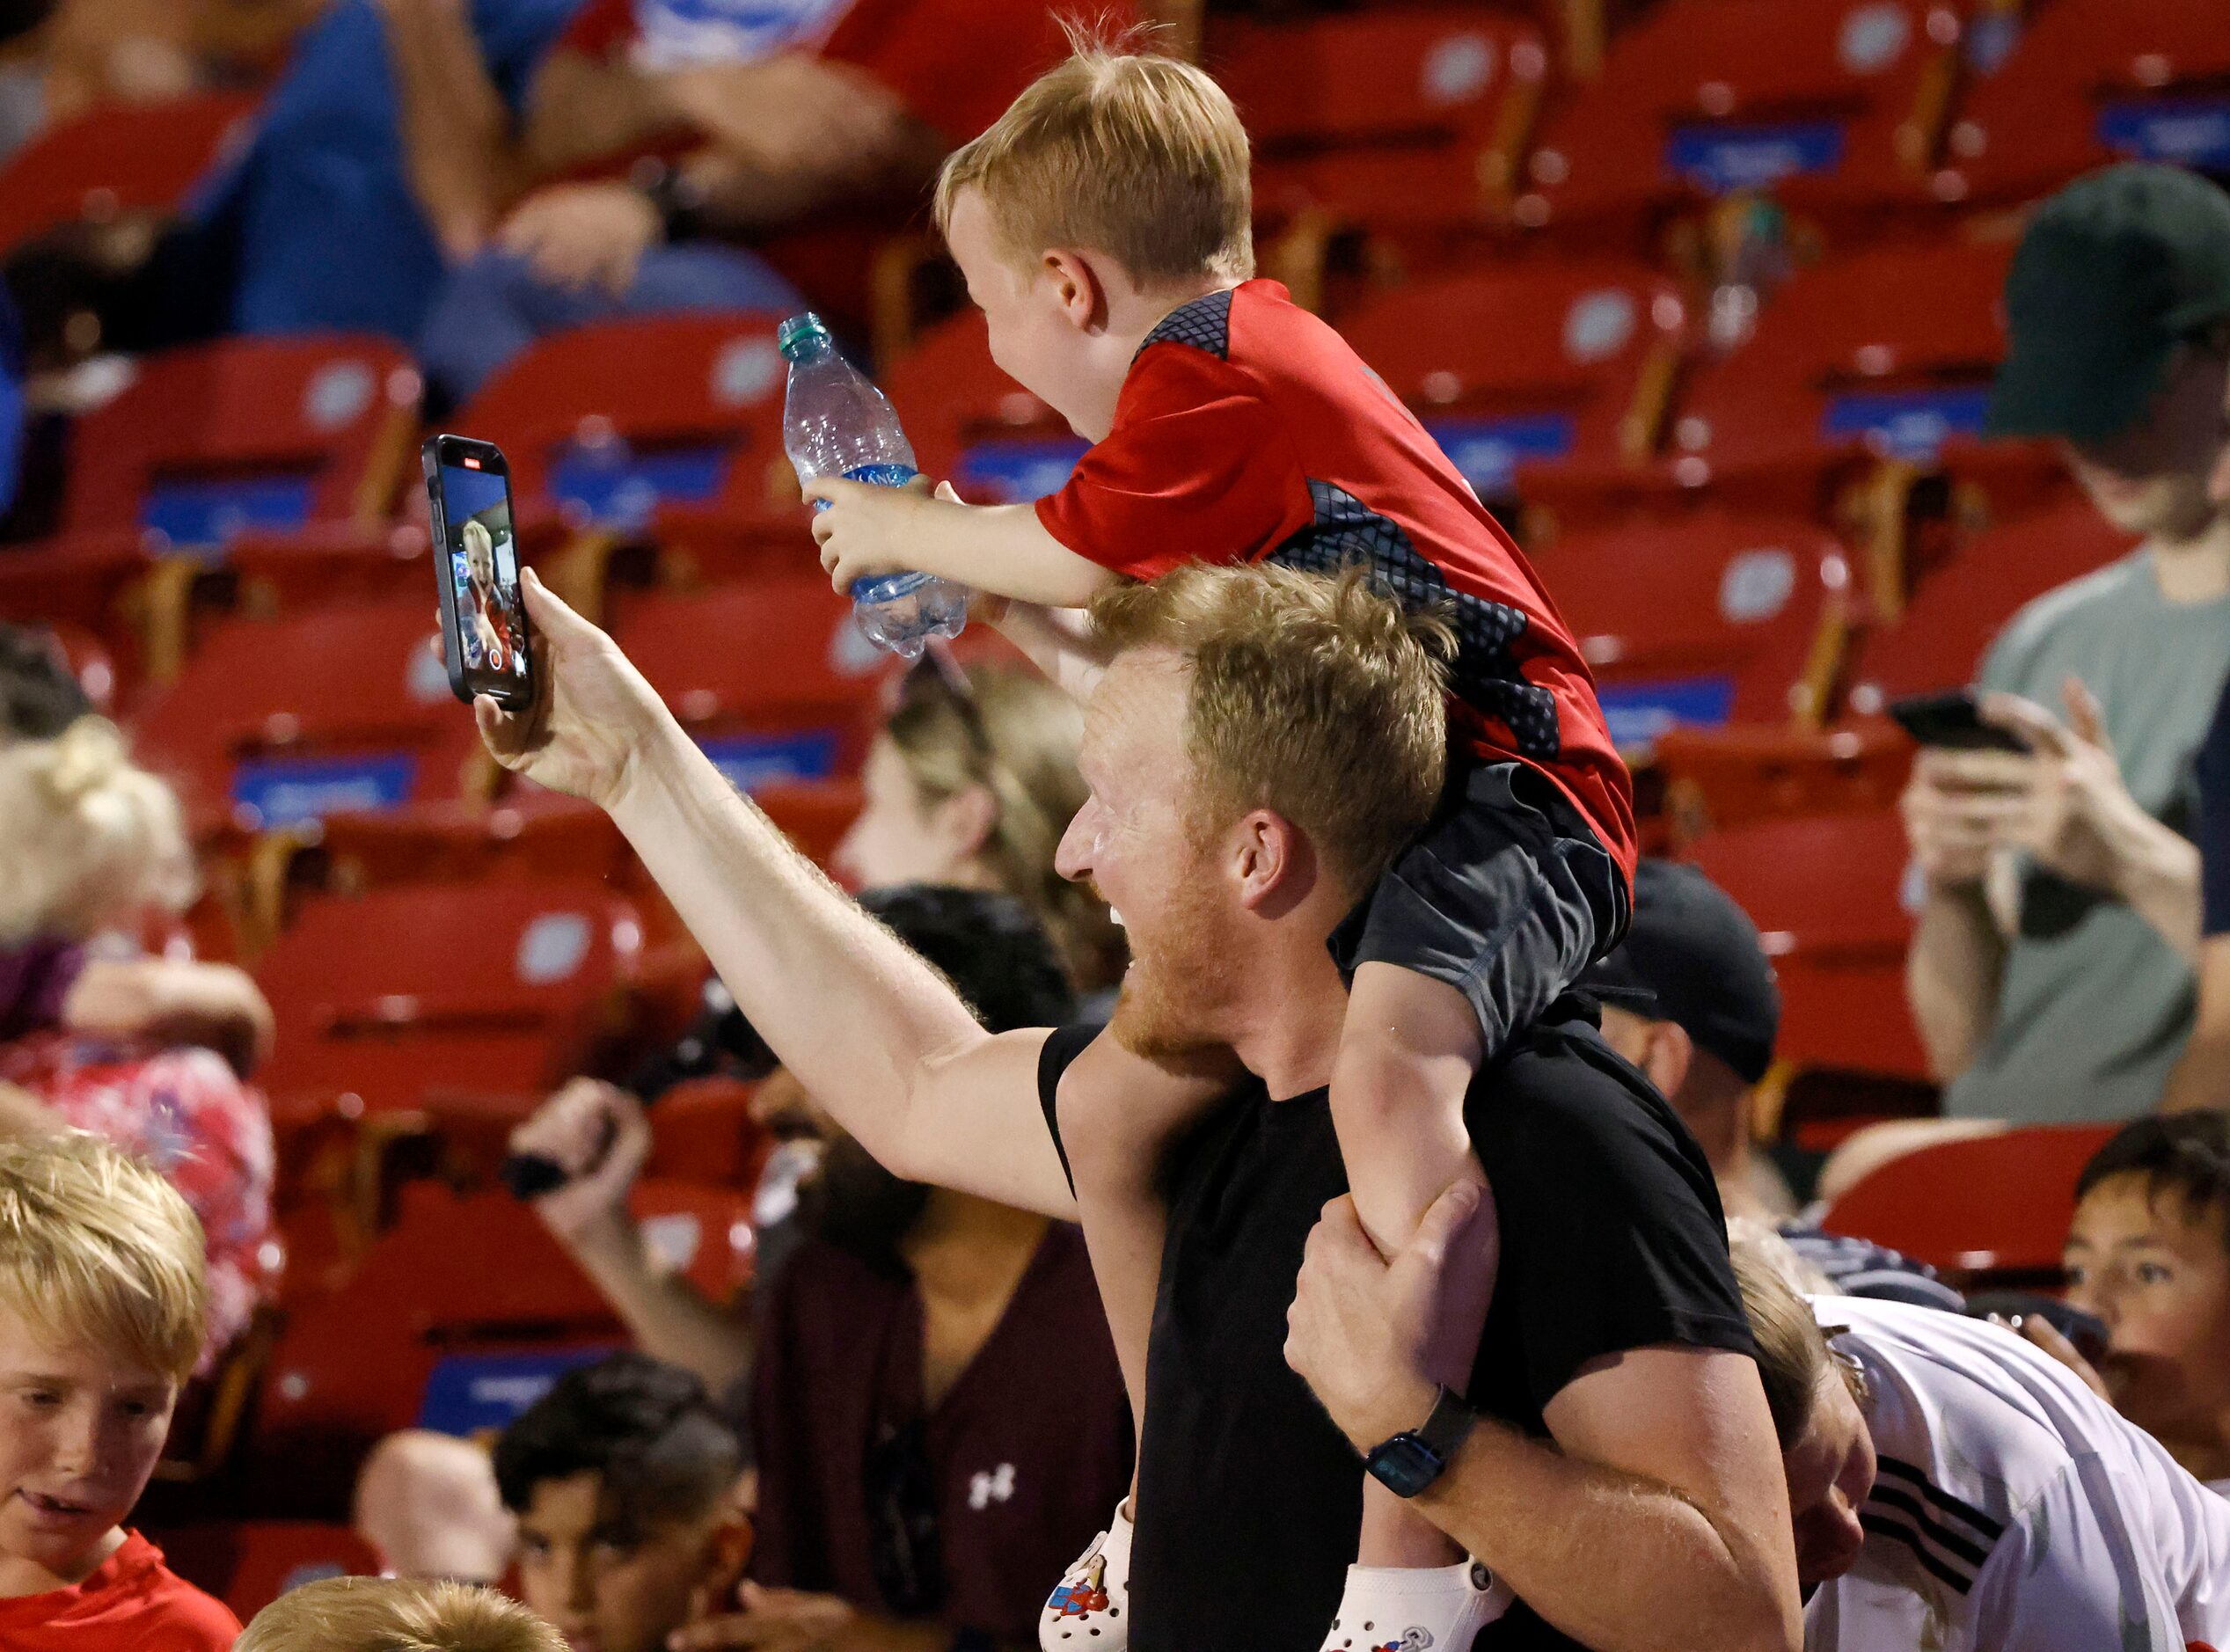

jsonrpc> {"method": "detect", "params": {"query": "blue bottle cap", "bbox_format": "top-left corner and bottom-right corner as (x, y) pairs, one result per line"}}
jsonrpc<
(777, 312), (832, 361)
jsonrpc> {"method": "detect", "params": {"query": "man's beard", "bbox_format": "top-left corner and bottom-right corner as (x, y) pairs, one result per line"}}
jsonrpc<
(1108, 859), (1242, 1064)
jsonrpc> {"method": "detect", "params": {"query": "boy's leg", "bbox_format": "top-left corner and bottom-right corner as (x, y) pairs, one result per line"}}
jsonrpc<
(1326, 764), (1624, 1580)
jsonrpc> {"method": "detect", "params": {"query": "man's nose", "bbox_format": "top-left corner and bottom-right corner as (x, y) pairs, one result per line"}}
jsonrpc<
(1054, 807), (1095, 882)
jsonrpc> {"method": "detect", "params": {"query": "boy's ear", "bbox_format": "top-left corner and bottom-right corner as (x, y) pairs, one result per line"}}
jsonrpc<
(1042, 249), (1108, 333)
(689, 1514), (755, 1619)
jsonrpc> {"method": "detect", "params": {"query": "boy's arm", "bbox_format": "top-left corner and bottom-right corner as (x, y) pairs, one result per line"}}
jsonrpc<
(985, 599), (1112, 705)
(808, 478), (1120, 608)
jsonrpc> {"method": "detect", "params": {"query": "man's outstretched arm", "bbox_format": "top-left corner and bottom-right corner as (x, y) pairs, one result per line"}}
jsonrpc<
(477, 571), (1077, 1218)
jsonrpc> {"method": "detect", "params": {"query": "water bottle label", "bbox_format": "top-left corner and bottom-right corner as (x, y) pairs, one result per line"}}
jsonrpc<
(809, 462), (919, 513)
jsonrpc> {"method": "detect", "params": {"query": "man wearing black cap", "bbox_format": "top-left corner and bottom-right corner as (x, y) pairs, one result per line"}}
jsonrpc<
(1584, 859), (1788, 1221)
(1901, 162), (2230, 1128)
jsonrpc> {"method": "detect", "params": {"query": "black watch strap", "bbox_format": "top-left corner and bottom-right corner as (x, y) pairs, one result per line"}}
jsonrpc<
(1415, 1384), (1478, 1459)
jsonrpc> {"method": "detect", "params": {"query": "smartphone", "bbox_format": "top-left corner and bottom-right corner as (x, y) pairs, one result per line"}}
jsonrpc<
(1887, 689), (2028, 753)
(422, 434), (534, 710)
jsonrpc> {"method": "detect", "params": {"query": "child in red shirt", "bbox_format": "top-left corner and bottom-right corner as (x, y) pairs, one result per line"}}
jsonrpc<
(0, 1133), (237, 1651)
(810, 37), (1634, 1650)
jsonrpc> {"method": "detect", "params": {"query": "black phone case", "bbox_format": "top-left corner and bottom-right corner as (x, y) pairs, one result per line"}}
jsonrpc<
(421, 433), (535, 712)
(1886, 690), (2028, 753)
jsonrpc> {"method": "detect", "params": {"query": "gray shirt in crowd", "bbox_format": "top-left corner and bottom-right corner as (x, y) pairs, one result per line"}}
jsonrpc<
(1950, 548), (2230, 1123)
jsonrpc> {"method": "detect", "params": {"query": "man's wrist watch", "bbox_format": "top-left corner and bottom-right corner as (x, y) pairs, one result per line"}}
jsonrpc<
(1364, 1384), (1478, 1498)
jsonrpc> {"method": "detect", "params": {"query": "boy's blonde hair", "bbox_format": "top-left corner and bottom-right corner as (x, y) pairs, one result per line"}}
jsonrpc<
(0, 1131), (206, 1381)
(0, 716), (195, 942)
(934, 27), (1254, 286)
(1090, 564), (1451, 899)
(238, 1576), (565, 1652)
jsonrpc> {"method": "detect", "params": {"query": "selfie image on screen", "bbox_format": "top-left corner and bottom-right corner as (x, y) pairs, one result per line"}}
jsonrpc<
(442, 464), (526, 686)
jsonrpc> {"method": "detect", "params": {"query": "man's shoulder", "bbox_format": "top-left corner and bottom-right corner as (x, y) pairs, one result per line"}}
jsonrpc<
(1472, 1017), (1695, 1167)
(1986, 548), (2150, 673)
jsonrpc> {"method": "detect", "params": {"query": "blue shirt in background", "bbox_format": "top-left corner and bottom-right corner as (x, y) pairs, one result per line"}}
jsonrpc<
(188, 0), (584, 344)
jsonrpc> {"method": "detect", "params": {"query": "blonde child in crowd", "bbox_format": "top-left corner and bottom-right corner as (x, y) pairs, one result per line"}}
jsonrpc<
(810, 31), (1636, 1649)
(0, 1131), (238, 1651)
(237, 1575), (564, 1652)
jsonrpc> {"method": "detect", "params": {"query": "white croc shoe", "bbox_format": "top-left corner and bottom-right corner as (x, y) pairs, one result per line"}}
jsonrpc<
(1040, 1500), (1134, 1648)
(1318, 1559), (1516, 1652)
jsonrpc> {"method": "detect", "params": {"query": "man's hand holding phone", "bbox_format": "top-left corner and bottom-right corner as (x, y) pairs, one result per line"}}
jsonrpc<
(474, 567), (672, 812)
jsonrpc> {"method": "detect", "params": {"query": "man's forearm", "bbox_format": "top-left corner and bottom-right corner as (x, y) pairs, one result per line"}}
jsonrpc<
(379, 0), (516, 256)
(566, 1210), (754, 1395)
(1418, 1419), (1795, 1652)
(1906, 884), (2004, 1082)
(2106, 812), (2202, 967)
(608, 716), (989, 1177)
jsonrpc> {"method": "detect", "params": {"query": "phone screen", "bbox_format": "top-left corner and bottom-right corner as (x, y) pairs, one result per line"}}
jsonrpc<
(432, 448), (530, 704)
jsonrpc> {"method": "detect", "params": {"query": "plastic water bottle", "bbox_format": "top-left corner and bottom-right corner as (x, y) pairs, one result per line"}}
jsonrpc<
(778, 311), (969, 660)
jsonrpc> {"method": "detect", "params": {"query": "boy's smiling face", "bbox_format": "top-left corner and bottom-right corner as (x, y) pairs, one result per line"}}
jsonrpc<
(0, 1299), (177, 1594)
(946, 186), (1129, 443)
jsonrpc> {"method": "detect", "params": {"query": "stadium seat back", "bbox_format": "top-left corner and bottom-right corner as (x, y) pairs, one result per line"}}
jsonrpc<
(1944, 0), (2230, 204)
(131, 597), (485, 831)
(65, 335), (418, 545)
(612, 578), (879, 788)
(0, 92), (258, 254)
(883, 310), (1076, 504)
(154, 1521), (383, 1622)
(1536, 510), (1846, 746)
(1685, 809), (1928, 1078)
(1674, 237), (2017, 479)
(1524, 0), (1951, 228)
(1346, 259), (1687, 496)
(1843, 502), (2133, 713)
(252, 879), (646, 1115)
(1820, 1123), (2122, 1276)
(460, 311), (798, 531)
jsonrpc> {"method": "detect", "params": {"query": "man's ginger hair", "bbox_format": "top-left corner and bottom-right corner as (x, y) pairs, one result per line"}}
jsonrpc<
(238, 1576), (565, 1652)
(1090, 563), (1452, 899)
(0, 1130), (204, 1381)
(933, 25), (1254, 286)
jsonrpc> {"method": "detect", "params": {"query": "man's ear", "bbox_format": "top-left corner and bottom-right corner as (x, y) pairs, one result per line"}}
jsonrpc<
(1042, 248), (1109, 333)
(1232, 809), (1315, 917)
(1641, 1018), (1695, 1102)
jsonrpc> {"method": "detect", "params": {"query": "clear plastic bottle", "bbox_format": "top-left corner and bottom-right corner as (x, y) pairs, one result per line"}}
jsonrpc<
(778, 311), (969, 660)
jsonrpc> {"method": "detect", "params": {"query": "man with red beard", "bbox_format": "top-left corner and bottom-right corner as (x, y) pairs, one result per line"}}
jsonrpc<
(471, 560), (1802, 1652)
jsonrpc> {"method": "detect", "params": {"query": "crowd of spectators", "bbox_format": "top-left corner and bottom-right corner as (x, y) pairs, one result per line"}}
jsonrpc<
(0, 4), (2227, 1648)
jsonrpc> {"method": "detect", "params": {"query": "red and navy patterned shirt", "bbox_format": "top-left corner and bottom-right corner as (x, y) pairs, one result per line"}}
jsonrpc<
(1037, 279), (1636, 884)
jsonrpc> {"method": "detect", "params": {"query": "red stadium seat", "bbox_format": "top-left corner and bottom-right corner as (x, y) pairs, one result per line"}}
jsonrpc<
(1684, 809), (1928, 1079)
(130, 596), (489, 835)
(457, 311), (803, 577)
(611, 578), (882, 789)
(1342, 259), (1690, 503)
(1942, 0), (2230, 206)
(0, 335), (423, 676)
(1535, 509), (1850, 750)
(251, 878), (648, 1118)
(1209, 6), (1552, 236)
(153, 1521), (383, 1622)
(250, 1181), (750, 1508)
(1518, 0), (1959, 235)
(1819, 1123), (2121, 1277)
(1841, 501), (2133, 714)
(0, 93), (258, 254)
(883, 309), (1077, 505)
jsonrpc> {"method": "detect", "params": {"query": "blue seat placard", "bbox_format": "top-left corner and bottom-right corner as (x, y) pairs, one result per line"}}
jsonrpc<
(2098, 99), (2230, 169)
(140, 473), (318, 555)
(1596, 676), (1736, 749)
(1820, 385), (1991, 462)
(1425, 413), (1576, 498)
(231, 752), (417, 828)
(954, 438), (1090, 503)
(551, 442), (731, 526)
(1665, 121), (1846, 195)
(417, 1346), (620, 1436)
(698, 731), (842, 793)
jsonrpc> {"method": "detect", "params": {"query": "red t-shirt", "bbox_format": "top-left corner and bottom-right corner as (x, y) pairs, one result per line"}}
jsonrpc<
(0, 1531), (239, 1651)
(1037, 279), (1637, 881)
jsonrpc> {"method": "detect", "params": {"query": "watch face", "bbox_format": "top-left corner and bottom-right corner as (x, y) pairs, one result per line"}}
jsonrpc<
(1365, 1434), (1445, 1499)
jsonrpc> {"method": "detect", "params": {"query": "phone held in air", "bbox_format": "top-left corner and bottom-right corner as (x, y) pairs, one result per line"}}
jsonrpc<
(1887, 690), (2029, 753)
(422, 434), (535, 711)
